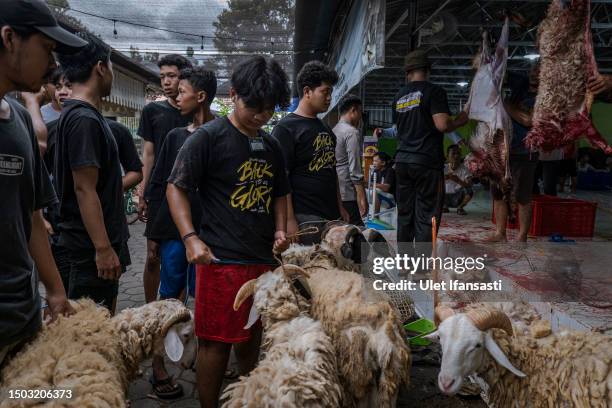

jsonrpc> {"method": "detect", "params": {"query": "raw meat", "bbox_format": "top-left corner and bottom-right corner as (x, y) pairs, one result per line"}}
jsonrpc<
(465, 19), (513, 205)
(526, 0), (612, 154)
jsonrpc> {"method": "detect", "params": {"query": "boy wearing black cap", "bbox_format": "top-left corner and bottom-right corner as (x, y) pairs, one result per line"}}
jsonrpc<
(0, 0), (86, 366)
(393, 50), (468, 255)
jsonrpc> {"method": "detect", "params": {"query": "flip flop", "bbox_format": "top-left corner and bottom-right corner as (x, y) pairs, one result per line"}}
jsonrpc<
(224, 368), (240, 380)
(148, 374), (183, 400)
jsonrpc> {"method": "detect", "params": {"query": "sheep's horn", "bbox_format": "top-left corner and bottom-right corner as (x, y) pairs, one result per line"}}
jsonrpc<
(161, 308), (192, 337)
(466, 308), (514, 335)
(233, 279), (257, 311)
(277, 264), (310, 280)
(435, 305), (455, 323)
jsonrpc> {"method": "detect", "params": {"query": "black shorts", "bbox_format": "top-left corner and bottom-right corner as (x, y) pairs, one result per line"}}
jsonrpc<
(559, 159), (577, 178)
(491, 157), (538, 205)
(67, 242), (130, 310)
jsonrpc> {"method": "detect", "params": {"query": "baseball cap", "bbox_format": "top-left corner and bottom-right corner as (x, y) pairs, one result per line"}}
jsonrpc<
(404, 50), (432, 73)
(0, 0), (87, 53)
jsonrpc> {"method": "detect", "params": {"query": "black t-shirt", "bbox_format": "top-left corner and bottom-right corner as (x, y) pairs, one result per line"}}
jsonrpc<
(107, 120), (143, 174)
(271, 113), (340, 220)
(54, 100), (127, 250)
(137, 100), (190, 200)
(392, 81), (450, 169)
(148, 127), (201, 241)
(0, 97), (57, 347)
(168, 117), (290, 264)
(44, 118), (58, 175)
(374, 166), (396, 197)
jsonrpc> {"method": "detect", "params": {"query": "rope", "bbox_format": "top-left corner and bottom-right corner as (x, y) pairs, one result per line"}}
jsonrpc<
(432, 216), (441, 326)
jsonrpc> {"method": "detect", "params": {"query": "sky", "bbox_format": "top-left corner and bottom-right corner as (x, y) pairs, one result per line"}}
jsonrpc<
(65, 0), (228, 56)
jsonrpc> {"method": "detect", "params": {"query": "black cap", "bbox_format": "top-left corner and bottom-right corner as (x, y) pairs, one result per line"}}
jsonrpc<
(404, 50), (431, 73)
(0, 0), (87, 53)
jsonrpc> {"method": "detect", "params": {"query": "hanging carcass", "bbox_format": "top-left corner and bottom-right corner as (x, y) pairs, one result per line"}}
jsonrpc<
(465, 19), (513, 210)
(525, 0), (612, 154)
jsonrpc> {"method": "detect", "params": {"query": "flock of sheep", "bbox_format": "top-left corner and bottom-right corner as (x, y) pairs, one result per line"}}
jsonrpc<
(0, 223), (610, 407)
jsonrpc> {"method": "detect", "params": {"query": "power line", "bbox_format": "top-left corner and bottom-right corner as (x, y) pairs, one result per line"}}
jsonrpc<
(59, 6), (294, 45)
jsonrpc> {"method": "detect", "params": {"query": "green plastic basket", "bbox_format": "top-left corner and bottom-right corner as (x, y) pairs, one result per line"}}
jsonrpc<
(404, 318), (436, 346)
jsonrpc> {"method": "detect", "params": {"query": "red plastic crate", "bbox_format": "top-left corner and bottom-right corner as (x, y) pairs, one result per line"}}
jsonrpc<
(530, 195), (597, 237)
(492, 195), (597, 237)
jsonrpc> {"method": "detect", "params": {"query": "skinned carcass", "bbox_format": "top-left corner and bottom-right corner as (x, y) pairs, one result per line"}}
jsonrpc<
(526, 0), (612, 154)
(465, 19), (513, 212)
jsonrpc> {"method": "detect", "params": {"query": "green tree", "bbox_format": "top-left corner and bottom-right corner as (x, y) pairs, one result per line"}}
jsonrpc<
(212, 0), (294, 78)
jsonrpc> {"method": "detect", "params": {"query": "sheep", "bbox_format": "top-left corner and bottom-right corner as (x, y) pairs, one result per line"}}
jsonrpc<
(425, 305), (612, 407)
(220, 264), (342, 408)
(282, 225), (411, 408)
(0, 299), (196, 408)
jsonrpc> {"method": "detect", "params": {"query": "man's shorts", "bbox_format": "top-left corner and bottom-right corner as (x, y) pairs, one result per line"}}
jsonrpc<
(194, 263), (272, 343)
(67, 242), (129, 311)
(559, 158), (578, 178)
(491, 157), (538, 205)
(159, 240), (195, 299)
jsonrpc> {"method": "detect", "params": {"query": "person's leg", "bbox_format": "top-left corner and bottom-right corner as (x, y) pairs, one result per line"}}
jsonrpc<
(196, 339), (232, 408)
(233, 326), (262, 375)
(342, 200), (363, 226)
(152, 240), (186, 397)
(413, 166), (444, 244)
(457, 189), (472, 214)
(542, 160), (560, 196)
(395, 163), (417, 249)
(514, 159), (538, 242)
(143, 238), (161, 303)
(517, 203), (532, 242)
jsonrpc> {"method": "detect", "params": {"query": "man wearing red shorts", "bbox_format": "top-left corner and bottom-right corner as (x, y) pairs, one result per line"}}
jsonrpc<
(166, 56), (291, 407)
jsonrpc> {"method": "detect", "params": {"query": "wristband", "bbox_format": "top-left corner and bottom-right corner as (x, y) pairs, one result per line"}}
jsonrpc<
(182, 232), (198, 242)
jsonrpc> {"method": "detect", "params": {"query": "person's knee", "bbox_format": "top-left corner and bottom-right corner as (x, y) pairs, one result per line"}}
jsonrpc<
(146, 241), (160, 264)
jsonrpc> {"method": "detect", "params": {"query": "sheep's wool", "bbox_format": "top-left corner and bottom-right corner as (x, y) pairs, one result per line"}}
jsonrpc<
(0, 299), (192, 408)
(478, 328), (611, 407)
(526, 0), (612, 153)
(0, 300), (125, 408)
(221, 268), (342, 407)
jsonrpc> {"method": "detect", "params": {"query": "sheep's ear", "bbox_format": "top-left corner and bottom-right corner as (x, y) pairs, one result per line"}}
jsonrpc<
(164, 327), (184, 363)
(484, 332), (526, 378)
(244, 303), (260, 329)
(423, 330), (440, 343)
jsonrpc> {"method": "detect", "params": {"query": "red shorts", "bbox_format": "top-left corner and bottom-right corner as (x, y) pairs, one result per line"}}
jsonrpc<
(194, 263), (272, 343)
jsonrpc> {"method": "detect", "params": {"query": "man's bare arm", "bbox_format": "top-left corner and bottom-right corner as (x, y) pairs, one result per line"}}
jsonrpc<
(73, 166), (121, 279)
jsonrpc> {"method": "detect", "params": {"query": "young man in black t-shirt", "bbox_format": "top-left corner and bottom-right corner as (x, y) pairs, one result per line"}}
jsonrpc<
(149, 67), (216, 299)
(0, 0), (86, 365)
(55, 33), (127, 312)
(392, 50), (468, 255)
(167, 56), (291, 407)
(271, 61), (349, 240)
(137, 54), (192, 306)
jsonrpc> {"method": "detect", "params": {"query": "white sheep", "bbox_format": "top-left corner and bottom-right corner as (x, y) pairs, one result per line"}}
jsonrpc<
(0, 299), (196, 408)
(282, 226), (411, 408)
(426, 305), (612, 407)
(221, 264), (342, 408)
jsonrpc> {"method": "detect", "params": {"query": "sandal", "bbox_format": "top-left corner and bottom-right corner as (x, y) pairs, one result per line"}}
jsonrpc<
(456, 208), (467, 216)
(224, 368), (240, 380)
(148, 374), (184, 400)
